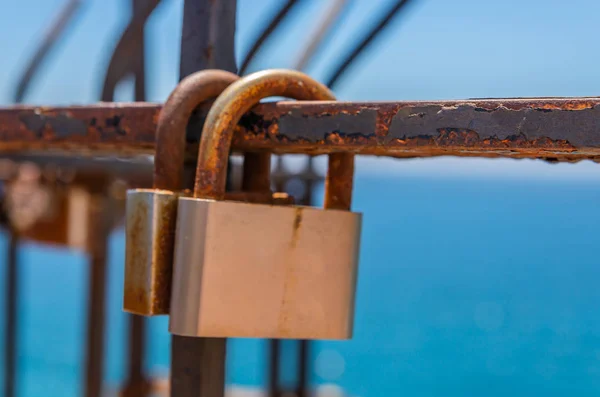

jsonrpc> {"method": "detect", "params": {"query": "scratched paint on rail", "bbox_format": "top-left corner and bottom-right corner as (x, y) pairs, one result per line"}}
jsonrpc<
(277, 108), (378, 140)
(271, 102), (600, 150)
(19, 112), (88, 137)
(388, 104), (600, 147)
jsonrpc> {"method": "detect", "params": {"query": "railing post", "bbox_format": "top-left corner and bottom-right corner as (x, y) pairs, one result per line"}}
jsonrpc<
(170, 1), (237, 397)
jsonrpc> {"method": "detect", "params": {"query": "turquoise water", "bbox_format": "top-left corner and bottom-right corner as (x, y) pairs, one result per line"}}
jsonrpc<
(2, 169), (600, 396)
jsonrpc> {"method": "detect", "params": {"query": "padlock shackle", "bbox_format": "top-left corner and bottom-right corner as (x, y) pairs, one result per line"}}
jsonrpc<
(194, 69), (339, 200)
(154, 70), (239, 191)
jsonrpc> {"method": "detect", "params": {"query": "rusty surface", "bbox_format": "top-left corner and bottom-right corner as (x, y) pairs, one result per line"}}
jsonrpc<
(0, 103), (158, 155)
(236, 98), (598, 158)
(2, 98), (600, 161)
(0, 153), (153, 184)
(124, 189), (179, 316)
(194, 69), (335, 199)
(242, 153), (271, 192)
(324, 153), (354, 210)
(154, 70), (238, 191)
(123, 70), (239, 317)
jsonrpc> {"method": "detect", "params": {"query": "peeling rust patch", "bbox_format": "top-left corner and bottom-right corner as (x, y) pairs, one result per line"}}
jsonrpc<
(388, 103), (600, 147)
(390, 128), (575, 149)
(19, 111), (47, 137)
(238, 111), (276, 137)
(278, 108), (377, 141)
(20, 111), (88, 138)
(104, 114), (127, 136)
(48, 113), (87, 137)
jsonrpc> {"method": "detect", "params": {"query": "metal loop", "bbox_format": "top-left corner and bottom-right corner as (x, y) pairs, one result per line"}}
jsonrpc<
(154, 69), (239, 191)
(193, 69), (352, 204)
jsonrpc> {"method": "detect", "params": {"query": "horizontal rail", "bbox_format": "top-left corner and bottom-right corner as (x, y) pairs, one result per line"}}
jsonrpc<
(1, 98), (600, 161)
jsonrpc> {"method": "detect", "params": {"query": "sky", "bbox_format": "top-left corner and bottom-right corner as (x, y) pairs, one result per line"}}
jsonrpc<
(2, 0), (600, 179)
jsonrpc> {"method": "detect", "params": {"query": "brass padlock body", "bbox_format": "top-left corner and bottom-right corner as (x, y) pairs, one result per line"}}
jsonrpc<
(169, 197), (361, 340)
(124, 189), (179, 315)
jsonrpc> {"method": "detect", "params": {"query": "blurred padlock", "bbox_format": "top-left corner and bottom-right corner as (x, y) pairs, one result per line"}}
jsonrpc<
(22, 185), (92, 250)
(2, 162), (99, 251)
(169, 70), (362, 340)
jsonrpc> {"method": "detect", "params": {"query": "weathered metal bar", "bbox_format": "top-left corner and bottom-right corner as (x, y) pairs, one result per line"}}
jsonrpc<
(171, 1), (238, 397)
(83, 192), (111, 397)
(4, 226), (18, 397)
(298, 340), (308, 397)
(179, 0), (237, 78)
(122, 316), (150, 397)
(268, 340), (281, 397)
(2, 98), (600, 161)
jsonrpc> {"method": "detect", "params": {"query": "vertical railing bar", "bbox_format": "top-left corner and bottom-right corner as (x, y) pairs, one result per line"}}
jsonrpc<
(84, 192), (110, 397)
(4, 222), (18, 397)
(171, 1), (237, 397)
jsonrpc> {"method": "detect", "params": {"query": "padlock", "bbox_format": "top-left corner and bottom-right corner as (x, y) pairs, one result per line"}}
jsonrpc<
(2, 162), (114, 251)
(169, 69), (362, 340)
(123, 70), (294, 316)
(124, 70), (239, 316)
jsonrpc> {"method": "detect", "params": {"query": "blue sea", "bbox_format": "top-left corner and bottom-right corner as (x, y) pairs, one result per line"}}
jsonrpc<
(2, 159), (600, 396)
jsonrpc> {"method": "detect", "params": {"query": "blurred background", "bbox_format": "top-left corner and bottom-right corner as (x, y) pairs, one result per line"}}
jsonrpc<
(2, 0), (600, 396)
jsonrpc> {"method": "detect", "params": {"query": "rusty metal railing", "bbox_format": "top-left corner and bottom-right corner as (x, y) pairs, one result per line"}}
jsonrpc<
(4, 1), (600, 397)
(1, 98), (597, 161)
